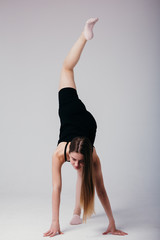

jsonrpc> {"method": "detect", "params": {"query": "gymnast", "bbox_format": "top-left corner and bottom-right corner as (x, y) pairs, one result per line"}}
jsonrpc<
(43, 18), (128, 237)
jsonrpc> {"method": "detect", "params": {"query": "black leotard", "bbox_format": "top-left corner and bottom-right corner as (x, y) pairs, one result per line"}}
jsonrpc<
(57, 87), (97, 147)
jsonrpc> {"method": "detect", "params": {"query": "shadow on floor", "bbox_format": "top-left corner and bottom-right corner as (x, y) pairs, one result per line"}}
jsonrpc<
(91, 203), (160, 231)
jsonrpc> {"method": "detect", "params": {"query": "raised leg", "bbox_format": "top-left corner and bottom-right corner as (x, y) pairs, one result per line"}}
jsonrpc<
(70, 173), (82, 225)
(59, 33), (87, 91)
(59, 17), (99, 91)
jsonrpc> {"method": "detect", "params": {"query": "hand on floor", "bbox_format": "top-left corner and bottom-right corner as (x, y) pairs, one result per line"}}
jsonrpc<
(43, 221), (64, 237)
(103, 221), (128, 236)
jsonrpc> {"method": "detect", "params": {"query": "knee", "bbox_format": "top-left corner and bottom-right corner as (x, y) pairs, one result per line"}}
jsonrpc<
(62, 61), (73, 71)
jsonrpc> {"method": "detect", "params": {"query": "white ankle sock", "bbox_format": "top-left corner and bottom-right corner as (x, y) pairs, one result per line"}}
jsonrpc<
(70, 214), (82, 225)
(83, 17), (99, 40)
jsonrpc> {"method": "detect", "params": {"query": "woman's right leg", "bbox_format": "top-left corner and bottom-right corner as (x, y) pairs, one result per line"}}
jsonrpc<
(70, 172), (82, 225)
(59, 18), (98, 91)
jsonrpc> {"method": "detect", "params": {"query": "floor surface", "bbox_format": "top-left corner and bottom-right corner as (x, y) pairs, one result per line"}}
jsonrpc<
(0, 193), (159, 240)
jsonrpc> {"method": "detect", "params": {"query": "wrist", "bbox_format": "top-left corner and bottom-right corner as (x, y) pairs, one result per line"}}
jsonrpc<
(109, 217), (115, 224)
(52, 219), (59, 223)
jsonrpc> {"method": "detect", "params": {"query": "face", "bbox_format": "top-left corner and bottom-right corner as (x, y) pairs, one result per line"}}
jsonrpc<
(69, 152), (85, 170)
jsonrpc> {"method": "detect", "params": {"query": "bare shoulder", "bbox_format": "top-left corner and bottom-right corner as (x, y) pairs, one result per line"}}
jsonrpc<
(53, 142), (66, 165)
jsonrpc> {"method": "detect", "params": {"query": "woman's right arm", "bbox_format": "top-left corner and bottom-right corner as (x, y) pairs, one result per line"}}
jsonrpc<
(43, 151), (64, 237)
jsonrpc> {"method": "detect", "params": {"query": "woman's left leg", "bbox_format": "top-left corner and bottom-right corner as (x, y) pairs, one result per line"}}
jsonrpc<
(59, 33), (87, 91)
(59, 18), (98, 91)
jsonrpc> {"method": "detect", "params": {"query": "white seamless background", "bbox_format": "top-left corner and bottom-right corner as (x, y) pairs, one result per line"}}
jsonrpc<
(0, 1), (159, 240)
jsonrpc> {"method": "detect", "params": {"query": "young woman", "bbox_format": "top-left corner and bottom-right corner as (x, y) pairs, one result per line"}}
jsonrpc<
(43, 18), (128, 237)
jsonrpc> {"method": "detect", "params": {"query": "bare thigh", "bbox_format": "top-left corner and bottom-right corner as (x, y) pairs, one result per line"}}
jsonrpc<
(59, 67), (77, 91)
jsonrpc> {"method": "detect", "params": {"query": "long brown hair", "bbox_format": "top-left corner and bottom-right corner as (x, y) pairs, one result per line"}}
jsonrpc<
(69, 136), (95, 222)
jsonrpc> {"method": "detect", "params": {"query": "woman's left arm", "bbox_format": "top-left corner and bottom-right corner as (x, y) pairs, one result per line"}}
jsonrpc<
(93, 148), (128, 236)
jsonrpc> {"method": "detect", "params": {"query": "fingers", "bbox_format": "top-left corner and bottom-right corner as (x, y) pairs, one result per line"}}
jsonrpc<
(115, 230), (128, 235)
(43, 230), (64, 237)
(102, 230), (110, 235)
(112, 231), (126, 235)
(49, 232), (57, 237)
(121, 232), (128, 235)
(43, 230), (52, 237)
(102, 230), (128, 236)
(113, 232), (128, 235)
(50, 230), (64, 237)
